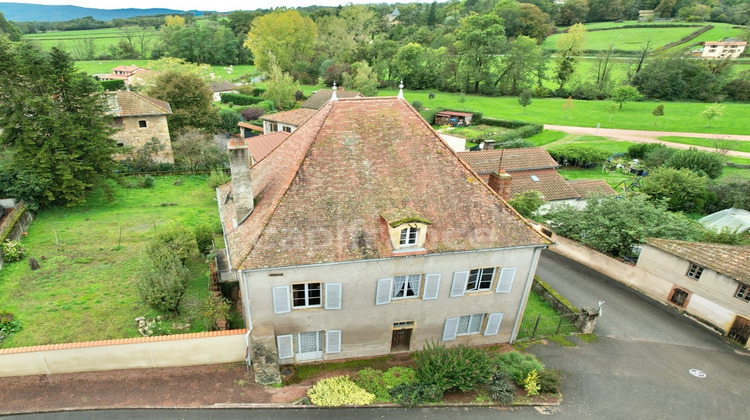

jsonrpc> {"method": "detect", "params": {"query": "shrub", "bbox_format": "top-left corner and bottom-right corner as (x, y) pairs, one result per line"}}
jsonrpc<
(537, 369), (561, 394)
(307, 375), (375, 407)
(219, 108), (242, 133)
(643, 146), (676, 169)
(547, 144), (610, 167)
(220, 92), (264, 106)
(0, 240), (26, 263)
(389, 382), (444, 407)
(627, 143), (665, 160)
(354, 368), (389, 401)
(508, 190), (545, 217)
(207, 169), (231, 189)
(414, 341), (495, 392)
(241, 107), (266, 121)
(100, 79), (125, 91)
(411, 100), (424, 111)
(137, 245), (191, 313)
(495, 351), (545, 385)
(383, 366), (417, 389)
(0, 312), (22, 344)
(522, 370), (541, 396)
(193, 223), (216, 255)
(486, 371), (514, 405)
(148, 222), (197, 264)
(664, 147), (725, 179)
(706, 180), (750, 213)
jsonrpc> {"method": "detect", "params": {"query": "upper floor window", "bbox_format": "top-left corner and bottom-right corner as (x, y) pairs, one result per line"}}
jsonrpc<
(467, 267), (495, 292)
(393, 274), (421, 299)
(138, 120), (147, 128)
(399, 227), (418, 247)
(736, 285), (750, 303)
(686, 263), (704, 280)
(292, 283), (321, 308)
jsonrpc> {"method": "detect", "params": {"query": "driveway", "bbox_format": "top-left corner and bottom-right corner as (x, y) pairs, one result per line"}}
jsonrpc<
(545, 124), (750, 159)
(531, 251), (750, 419)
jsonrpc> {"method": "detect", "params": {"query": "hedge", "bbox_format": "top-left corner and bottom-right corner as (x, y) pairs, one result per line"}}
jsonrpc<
(479, 118), (544, 143)
(220, 93), (265, 106)
(100, 79), (125, 91)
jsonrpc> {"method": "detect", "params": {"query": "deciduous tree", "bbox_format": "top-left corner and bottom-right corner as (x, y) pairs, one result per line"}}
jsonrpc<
(610, 85), (643, 109)
(555, 23), (586, 90)
(455, 13), (506, 93)
(144, 70), (219, 135)
(244, 10), (317, 75)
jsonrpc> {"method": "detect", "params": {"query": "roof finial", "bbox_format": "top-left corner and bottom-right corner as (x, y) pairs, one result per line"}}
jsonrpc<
(331, 81), (338, 102)
(397, 79), (404, 99)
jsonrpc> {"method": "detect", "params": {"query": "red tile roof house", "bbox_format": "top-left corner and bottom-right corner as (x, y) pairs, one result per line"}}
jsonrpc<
(636, 239), (750, 348)
(259, 108), (317, 135)
(106, 91), (174, 163)
(209, 80), (239, 102)
(457, 148), (617, 213)
(216, 95), (552, 383)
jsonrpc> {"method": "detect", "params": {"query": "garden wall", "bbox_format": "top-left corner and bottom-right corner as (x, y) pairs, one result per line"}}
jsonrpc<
(548, 233), (674, 307)
(0, 329), (248, 378)
(0, 201), (34, 269)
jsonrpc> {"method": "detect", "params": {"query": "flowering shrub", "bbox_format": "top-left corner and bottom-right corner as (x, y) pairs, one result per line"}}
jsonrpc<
(0, 240), (26, 262)
(522, 370), (541, 396)
(307, 375), (375, 407)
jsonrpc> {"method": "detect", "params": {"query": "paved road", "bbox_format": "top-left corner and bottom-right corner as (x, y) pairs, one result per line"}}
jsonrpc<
(545, 124), (750, 159)
(533, 251), (750, 419)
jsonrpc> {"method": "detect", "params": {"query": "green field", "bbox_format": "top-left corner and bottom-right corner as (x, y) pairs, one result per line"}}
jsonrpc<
(71, 60), (257, 81)
(25, 28), (157, 59)
(386, 89), (750, 134)
(0, 175), (220, 348)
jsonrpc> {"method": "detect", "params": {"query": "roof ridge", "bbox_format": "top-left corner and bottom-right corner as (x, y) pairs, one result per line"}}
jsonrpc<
(232, 102), (335, 270)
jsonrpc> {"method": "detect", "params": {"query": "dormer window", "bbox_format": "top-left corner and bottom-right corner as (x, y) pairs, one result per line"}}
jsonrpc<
(400, 227), (418, 247)
(381, 208), (431, 251)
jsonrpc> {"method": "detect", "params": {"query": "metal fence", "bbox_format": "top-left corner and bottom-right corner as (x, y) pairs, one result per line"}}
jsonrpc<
(516, 313), (581, 340)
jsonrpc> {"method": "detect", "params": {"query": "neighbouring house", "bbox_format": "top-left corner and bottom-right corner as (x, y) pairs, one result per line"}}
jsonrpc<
(434, 111), (474, 127)
(259, 108), (317, 135)
(237, 122), (263, 138)
(300, 88), (362, 110)
(457, 148), (616, 212)
(107, 91), (174, 163)
(386, 7), (400, 23)
(216, 95), (552, 383)
(243, 131), (290, 165)
(209, 80), (239, 102)
(637, 238), (750, 348)
(98, 65), (143, 81)
(699, 208), (750, 235)
(638, 10), (655, 21)
(701, 40), (747, 59)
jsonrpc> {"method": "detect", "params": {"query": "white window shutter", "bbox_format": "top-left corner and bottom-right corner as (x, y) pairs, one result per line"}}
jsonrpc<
(450, 271), (468, 297)
(325, 283), (342, 310)
(276, 334), (294, 359)
(484, 313), (504, 336)
(495, 267), (516, 293)
(272, 286), (290, 314)
(376, 278), (393, 305)
(326, 330), (342, 354)
(423, 274), (441, 300)
(442, 317), (459, 341)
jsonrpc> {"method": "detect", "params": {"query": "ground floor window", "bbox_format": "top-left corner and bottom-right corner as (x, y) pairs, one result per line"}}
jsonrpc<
(457, 314), (484, 335)
(669, 287), (690, 307)
(276, 329), (341, 361)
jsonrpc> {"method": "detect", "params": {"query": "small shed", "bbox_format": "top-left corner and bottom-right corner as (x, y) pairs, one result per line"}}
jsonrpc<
(434, 111), (474, 127)
(699, 208), (750, 234)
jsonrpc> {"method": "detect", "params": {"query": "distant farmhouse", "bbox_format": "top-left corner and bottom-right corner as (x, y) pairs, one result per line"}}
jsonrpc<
(107, 91), (174, 163)
(701, 40), (747, 59)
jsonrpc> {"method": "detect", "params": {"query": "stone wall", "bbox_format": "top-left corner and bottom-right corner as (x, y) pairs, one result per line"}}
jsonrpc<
(0, 202), (34, 269)
(532, 278), (599, 334)
(112, 115), (174, 163)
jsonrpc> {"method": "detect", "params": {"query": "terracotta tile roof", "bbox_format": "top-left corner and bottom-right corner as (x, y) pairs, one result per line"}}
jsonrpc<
(112, 65), (142, 73)
(209, 80), (238, 92)
(645, 238), (750, 286)
(300, 89), (362, 110)
(568, 180), (618, 197)
(509, 169), (581, 201)
(238, 122), (263, 131)
(109, 91), (171, 117)
(245, 132), (290, 164)
(457, 148), (559, 173)
(219, 97), (551, 271)
(260, 108), (317, 126)
(436, 111), (474, 117)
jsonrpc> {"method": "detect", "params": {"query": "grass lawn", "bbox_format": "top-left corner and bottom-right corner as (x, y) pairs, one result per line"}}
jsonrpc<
(658, 136), (750, 154)
(527, 130), (568, 147)
(383, 89), (750, 135)
(0, 175), (220, 348)
(72, 60), (257, 82)
(544, 24), (703, 52)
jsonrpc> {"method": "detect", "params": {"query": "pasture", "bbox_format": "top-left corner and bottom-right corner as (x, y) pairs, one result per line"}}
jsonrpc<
(0, 175), (220, 348)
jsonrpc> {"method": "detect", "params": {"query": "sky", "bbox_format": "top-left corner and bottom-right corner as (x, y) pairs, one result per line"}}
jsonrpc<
(16, 1), (388, 12)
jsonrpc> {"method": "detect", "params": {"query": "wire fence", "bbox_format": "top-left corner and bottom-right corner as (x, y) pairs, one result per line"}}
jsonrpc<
(516, 313), (580, 340)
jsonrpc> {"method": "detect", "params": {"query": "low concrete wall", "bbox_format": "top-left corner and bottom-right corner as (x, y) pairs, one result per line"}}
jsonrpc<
(0, 329), (248, 378)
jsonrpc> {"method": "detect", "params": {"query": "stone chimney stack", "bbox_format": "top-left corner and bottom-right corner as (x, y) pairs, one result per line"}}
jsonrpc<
(488, 169), (512, 201)
(228, 138), (254, 223)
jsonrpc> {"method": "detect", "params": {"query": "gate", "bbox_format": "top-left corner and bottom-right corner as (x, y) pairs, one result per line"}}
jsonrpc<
(516, 313), (581, 340)
(728, 316), (750, 346)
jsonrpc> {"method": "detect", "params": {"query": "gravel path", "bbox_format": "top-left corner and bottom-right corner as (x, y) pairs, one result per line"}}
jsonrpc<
(545, 124), (750, 159)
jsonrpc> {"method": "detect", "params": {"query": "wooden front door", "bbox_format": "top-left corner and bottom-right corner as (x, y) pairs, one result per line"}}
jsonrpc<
(729, 316), (750, 346)
(391, 328), (412, 352)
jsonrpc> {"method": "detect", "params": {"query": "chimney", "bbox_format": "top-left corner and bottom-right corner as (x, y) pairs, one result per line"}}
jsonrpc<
(488, 170), (512, 201)
(228, 138), (253, 223)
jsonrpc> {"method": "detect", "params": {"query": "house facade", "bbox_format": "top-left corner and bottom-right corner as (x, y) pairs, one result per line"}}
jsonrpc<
(108, 91), (174, 163)
(702, 41), (747, 59)
(637, 239), (750, 348)
(216, 96), (551, 381)
(259, 108), (317, 135)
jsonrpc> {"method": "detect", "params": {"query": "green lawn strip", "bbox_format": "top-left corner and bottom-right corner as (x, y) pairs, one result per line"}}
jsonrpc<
(518, 290), (577, 340)
(544, 25), (703, 52)
(0, 175), (217, 347)
(286, 356), (394, 384)
(527, 130), (569, 147)
(379, 89), (750, 135)
(722, 166), (750, 181)
(658, 136), (750, 153)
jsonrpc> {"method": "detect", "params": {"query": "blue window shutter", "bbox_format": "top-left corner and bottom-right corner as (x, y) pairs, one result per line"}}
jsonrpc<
(495, 267), (516, 293)
(423, 274), (441, 300)
(484, 313), (504, 336)
(442, 317), (459, 341)
(376, 278), (393, 305)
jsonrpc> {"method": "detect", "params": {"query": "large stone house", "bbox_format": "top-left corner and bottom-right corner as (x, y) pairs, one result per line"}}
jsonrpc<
(637, 239), (750, 348)
(216, 95), (552, 381)
(107, 91), (174, 163)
